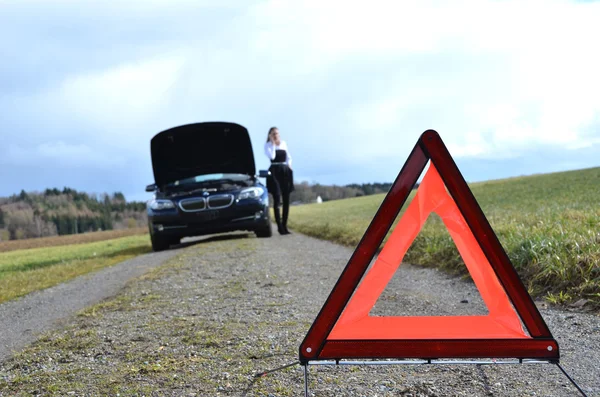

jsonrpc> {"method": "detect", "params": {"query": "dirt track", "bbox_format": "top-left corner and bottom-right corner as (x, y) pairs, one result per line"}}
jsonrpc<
(0, 248), (182, 363)
(0, 229), (598, 396)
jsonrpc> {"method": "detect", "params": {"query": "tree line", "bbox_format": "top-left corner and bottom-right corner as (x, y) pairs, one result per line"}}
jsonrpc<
(290, 182), (400, 203)
(0, 180), (406, 241)
(0, 187), (147, 241)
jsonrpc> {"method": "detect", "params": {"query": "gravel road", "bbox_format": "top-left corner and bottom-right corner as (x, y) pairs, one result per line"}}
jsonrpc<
(0, 228), (598, 396)
(0, 248), (182, 362)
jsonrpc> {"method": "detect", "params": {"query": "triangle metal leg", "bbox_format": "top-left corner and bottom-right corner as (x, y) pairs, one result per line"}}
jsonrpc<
(303, 364), (309, 397)
(556, 363), (588, 396)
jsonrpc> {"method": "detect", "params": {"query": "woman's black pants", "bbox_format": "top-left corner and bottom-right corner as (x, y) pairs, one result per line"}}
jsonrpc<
(272, 191), (290, 232)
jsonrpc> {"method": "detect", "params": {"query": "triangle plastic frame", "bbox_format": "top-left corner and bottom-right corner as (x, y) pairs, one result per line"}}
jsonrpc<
(299, 130), (559, 364)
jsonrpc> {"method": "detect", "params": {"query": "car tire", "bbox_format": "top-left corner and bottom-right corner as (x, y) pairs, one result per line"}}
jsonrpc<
(255, 209), (273, 238)
(255, 224), (273, 238)
(151, 234), (171, 252)
(170, 236), (181, 247)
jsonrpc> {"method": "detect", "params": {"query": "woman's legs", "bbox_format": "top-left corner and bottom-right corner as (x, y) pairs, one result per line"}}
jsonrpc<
(271, 193), (285, 235)
(281, 190), (291, 234)
(269, 167), (292, 235)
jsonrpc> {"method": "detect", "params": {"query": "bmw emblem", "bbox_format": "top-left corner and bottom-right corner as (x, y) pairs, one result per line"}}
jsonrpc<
(203, 191), (210, 197)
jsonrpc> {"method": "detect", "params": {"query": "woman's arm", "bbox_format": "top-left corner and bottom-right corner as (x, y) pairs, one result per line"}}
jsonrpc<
(264, 141), (276, 160)
(281, 141), (292, 168)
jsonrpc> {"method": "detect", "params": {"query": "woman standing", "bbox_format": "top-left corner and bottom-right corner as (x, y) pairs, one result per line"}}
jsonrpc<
(264, 126), (294, 235)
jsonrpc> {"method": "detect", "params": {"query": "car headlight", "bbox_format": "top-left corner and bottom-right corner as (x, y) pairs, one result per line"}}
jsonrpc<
(238, 187), (265, 200)
(149, 199), (175, 210)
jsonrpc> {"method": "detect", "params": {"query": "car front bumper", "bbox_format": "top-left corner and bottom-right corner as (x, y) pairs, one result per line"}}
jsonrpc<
(148, 201), (270, 238)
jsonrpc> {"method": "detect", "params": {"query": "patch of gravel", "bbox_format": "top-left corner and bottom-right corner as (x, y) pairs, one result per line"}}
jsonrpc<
(0, 248), (181, 363)
(0, 229), (598, 396)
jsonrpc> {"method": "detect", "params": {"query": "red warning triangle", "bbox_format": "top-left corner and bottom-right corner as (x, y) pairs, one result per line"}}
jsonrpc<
(299, 130), (559, 363)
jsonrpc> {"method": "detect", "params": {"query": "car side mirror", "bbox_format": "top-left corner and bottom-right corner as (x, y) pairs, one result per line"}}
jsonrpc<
(145, 184), (157, 192)
(258, 170), (270, 178)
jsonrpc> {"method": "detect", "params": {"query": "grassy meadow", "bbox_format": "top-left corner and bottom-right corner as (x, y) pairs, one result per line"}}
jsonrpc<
(0, 233), (151, 304)
(0, 227), (148, 253)
(288, 166), (600, 308)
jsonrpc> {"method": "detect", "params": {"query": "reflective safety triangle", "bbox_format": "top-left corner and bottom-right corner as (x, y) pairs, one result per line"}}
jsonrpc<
(299, 130), (559, 363)
(329, 163), (526, 340)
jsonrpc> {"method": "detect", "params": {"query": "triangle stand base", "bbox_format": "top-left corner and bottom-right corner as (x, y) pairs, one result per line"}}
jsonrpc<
(302, 360), (588, 397)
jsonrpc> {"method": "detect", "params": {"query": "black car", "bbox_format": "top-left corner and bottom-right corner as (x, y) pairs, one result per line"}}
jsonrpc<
(145, 122), (272, 251)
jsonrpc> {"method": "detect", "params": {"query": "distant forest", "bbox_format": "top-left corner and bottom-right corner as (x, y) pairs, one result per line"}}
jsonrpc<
(0, 188), (147, 241)
(0, 182), (397, 241)
(290, 182), (394, 203)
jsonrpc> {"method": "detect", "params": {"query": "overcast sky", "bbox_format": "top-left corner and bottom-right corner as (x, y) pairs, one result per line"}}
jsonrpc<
(1, 0), (599, 202)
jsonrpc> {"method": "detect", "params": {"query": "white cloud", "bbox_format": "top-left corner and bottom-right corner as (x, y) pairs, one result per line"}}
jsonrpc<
(59, 54), (186, 131)
(249, 0), (446, 56)
(323, 0), (600, 159)
(85, 0), (600, 164)
(6, 141), (127, 168)
(2, 0), (600, 197)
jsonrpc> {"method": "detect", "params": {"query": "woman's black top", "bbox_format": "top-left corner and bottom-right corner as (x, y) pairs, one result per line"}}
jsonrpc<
(267, 150), (295, 196)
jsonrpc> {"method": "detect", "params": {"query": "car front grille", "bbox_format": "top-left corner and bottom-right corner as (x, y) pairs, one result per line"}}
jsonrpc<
(207, 194), (234, 209)
(178, 194), (235, 212)
(178, 198), (206, 212)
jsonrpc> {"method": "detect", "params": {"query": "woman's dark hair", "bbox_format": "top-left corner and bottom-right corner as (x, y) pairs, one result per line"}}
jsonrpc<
(266, 126), (278, 142)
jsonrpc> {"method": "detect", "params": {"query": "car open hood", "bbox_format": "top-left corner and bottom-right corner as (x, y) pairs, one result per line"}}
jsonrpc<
(150, 122), (256, 187)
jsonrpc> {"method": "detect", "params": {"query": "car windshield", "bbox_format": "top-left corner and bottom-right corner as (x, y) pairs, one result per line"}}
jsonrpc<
(166, 173), (250, 188)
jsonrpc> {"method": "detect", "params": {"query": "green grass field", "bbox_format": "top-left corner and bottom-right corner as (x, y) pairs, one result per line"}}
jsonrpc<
(0, 234), (151, 304)
(288, 166), (600, 308)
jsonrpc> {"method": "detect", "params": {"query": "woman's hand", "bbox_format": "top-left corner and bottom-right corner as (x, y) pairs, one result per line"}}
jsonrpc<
(270, 129), (281, 146)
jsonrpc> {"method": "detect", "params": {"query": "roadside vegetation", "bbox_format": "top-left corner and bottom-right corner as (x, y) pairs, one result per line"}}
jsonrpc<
(0, 187), (147, 242)
(288, 166), (600, 308)
(0, 234), (151, 304)
(0, 182), (392, 243)
(0, 227), (148, 253)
